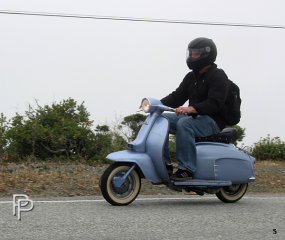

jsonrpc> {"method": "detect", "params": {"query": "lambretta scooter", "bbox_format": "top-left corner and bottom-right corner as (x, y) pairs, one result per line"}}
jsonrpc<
(99, 98), (256, 206)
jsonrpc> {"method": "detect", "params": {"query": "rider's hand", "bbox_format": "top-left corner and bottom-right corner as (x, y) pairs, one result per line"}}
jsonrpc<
(175, 106), (198, 115)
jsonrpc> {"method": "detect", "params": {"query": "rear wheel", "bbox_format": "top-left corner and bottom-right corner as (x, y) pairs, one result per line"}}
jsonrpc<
(216, 183), (248, 203)
(100, 163), (141, 206)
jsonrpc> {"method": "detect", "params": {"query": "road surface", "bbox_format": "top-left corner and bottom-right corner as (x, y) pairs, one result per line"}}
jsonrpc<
(1, 194), (284, 240)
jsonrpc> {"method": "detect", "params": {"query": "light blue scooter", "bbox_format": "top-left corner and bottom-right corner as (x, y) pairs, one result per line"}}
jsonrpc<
(100, 98), (256, 206)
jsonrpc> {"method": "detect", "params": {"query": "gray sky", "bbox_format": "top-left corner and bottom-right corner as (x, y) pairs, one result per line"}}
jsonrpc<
(0, 0), (284, 147)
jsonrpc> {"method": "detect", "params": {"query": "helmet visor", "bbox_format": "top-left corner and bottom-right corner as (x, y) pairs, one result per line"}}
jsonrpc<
(186, 46), (211, 62)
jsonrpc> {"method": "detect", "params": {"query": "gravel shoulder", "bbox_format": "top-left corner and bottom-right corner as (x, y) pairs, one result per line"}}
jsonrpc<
(0, 160), (284, 198)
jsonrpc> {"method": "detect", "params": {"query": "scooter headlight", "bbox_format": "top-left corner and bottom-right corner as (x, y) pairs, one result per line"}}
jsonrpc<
(141, 98), (151, 113)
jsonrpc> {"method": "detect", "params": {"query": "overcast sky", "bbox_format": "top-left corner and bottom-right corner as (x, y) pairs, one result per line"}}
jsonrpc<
(0, 0), (284, 146)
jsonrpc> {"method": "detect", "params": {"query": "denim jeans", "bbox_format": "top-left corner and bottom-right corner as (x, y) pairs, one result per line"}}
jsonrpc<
(163, 113), (220, 173)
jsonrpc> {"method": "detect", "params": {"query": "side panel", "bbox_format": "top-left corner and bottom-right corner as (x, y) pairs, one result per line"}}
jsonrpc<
(106, 150), (162, 183)
(194, 144), (216, 180)
(195, 142), (255, 183)
(145, 116), (169, 181)
(215, 158), (255, 183)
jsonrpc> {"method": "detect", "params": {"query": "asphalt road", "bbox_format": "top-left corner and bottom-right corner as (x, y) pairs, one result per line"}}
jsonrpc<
(1, 194), (285, 240)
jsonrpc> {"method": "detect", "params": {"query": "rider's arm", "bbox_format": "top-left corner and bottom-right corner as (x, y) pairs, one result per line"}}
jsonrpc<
(160, 73), (191, 108)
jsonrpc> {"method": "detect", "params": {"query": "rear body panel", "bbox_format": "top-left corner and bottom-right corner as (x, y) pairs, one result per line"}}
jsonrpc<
(195, 142), (255, 183)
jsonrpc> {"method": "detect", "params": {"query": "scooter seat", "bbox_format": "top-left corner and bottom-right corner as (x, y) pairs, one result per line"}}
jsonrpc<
(195, 127), (238, 144)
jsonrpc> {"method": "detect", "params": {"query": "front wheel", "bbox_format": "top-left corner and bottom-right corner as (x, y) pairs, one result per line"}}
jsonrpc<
(216, 183), (248, 203)
(100, 163), (141, 206)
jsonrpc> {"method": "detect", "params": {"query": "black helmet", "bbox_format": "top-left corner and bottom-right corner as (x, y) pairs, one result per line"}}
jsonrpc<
(186, 37), (217, 71)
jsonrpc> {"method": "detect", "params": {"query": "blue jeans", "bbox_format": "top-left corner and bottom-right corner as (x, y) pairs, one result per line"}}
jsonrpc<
(163, 113), (220, 173)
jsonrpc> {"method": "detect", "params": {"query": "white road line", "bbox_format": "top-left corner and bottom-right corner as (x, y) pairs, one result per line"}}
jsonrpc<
(0, 201), (12, 204)
(0, 197), (207, 204)
(1, 195), (285, 204)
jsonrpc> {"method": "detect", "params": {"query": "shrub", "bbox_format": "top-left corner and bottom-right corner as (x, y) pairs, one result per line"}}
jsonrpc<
(86, 125), (127, 163)
(0, 113), (8, 147)
(169, 134), (177, 162)
(6, 98), (95, 160)
(231, 125), (245, 146)
(251, 135), (285, 161)
(120, 113), (147, 140)
(0, 100), (130, 162)
(0, 113), (8, 157)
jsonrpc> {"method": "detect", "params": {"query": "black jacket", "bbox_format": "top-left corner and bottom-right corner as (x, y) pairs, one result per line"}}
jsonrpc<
(161, 64), (229, 130)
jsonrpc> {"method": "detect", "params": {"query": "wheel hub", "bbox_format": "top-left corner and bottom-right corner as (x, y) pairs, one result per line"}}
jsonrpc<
(111, 171), (133, 195)
(112, 178), (130, 194)
(224, 184), (241, 195)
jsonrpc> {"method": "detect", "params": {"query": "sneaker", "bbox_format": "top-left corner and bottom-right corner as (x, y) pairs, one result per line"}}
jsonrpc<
(166, 164), (173, 176)
(171, 169), (193, 181)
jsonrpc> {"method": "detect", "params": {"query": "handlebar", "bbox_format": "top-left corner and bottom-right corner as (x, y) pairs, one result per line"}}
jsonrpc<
(137, 107), (176, 113)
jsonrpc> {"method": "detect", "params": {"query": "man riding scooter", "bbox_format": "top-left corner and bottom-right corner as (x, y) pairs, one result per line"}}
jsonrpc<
(161, 37), (231, 180)
(100, 37), (251, 206)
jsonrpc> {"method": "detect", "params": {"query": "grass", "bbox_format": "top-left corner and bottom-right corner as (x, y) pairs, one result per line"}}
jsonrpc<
(0, 161), (102, 197)
(248, 160), (285, 193)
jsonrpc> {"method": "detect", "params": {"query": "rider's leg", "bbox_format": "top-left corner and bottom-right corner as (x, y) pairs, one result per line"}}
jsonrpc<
(162, 113), (186, 166)
(175, 115), (220, 173)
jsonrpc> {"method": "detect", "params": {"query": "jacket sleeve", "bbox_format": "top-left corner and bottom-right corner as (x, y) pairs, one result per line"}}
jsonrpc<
(160, 73), (190, 108)
(192, 70), (229, 115)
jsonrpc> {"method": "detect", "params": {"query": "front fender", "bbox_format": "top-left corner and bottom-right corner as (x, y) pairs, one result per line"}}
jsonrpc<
(107, 150), (161, 183)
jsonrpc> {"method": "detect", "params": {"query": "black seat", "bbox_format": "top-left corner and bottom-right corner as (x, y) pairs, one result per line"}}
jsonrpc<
(195, 128), (238, 144)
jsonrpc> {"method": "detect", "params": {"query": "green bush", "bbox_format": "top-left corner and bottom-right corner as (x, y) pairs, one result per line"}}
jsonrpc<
(169, 134), (177, 162)
(120, 113), (147, 140)
(6, 98), (96, 160)
(251, 135), (285, 161)
(87, 125), (127, 163)
(0, 99), (130, 162)
(231, 125), (245, 146)
(0, 113), (8, 156)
